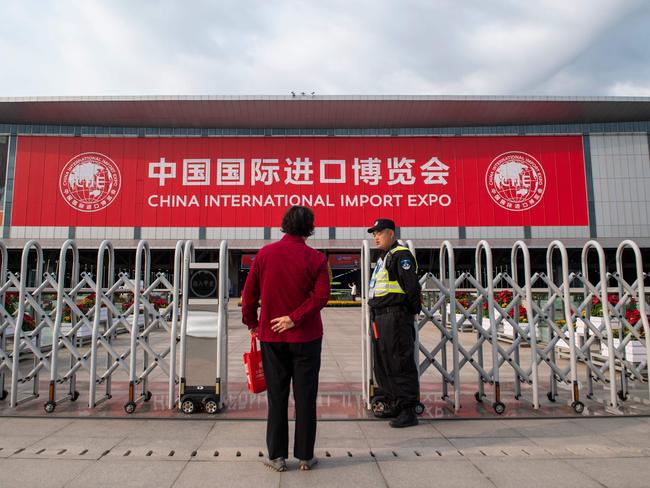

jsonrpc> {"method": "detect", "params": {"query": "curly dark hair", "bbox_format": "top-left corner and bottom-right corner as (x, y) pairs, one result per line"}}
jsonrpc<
(281, 206), (315, 237)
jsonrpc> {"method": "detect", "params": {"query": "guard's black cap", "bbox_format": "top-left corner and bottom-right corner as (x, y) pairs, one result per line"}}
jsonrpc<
(367, 218), (396, 234)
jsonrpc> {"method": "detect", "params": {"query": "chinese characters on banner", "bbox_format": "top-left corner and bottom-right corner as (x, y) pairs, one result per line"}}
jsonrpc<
(10, 135), (589, 227)
(148, 156), (449, 187)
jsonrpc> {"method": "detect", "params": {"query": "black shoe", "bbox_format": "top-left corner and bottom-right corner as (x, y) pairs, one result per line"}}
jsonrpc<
(389, 408), (418, 428)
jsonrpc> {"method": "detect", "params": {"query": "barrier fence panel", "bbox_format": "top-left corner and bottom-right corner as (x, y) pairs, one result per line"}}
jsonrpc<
(168, 240), (185, 409)
(88, 240), (131, 409)
(613, 240), (650, 402)
(0, 238), (187, 413)
(216, 239), (229, 407)
(544, 241), (583, 412)
(123, 240), (184, 414)
(46, 240), (88, 412)
(581, 241), (619, 412)
(0, 236), (647, 418)
(10, 241), (54, 407)
(178, 239), (228, 414)
(361, 238), (649, 416)
(474, 240), (505, 413)
(0, 241), (9, 401)
(360, 239), (371, 409)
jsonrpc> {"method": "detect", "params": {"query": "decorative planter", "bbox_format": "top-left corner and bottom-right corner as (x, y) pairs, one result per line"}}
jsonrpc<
(601, 338), (647, 363)
(59, 322), (93, 339)
(448, 313), (495, 332)
(552, 327), (585, 350)
(502, 322), (529, 337)
(554, 336), (581, 350)
(578, 316), (602, 331)
(481, 317), (493, 331)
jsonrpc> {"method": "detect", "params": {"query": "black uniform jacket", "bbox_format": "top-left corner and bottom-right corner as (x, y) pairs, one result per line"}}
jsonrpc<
(368, 241), (421, 315)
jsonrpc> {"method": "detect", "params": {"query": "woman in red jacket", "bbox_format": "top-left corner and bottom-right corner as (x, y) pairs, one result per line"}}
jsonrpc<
(242, 206), (331, 472)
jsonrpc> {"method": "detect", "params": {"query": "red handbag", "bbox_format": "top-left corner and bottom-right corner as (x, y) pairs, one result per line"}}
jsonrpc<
(243, 333), (267, 393)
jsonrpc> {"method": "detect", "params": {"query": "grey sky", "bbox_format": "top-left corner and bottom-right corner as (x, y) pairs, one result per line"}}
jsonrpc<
(1, 0), (649, 96)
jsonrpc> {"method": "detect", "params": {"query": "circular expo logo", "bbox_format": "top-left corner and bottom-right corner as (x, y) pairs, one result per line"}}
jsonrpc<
(59, 152), (122, 212)
(485, 151), (546, 211)
(190, 270), (218, 298)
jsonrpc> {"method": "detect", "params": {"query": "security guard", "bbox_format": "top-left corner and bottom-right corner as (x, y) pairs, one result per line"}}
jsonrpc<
(367, 218), (421, 428)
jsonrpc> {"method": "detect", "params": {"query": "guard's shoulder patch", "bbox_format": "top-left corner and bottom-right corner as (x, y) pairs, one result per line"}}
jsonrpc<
(400, 258), (412, 270)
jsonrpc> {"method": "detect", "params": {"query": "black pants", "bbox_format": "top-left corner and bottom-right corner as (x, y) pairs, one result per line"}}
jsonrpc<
(371, 308), (420, 410)
(260, 338), (322, 460)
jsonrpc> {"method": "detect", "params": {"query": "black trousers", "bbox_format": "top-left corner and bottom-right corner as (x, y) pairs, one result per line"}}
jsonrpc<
(371, 308), (420, 410)
(260, 338), (322, 460)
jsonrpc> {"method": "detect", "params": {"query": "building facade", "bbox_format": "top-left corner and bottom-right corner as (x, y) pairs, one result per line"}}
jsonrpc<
(1, 96), (649, 293)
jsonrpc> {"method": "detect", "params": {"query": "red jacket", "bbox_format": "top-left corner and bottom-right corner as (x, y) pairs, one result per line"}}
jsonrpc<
(241, 234), (331, 343)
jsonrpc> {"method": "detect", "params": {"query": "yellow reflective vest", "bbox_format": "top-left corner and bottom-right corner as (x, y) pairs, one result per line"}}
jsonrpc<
(369, 245), (417, 298)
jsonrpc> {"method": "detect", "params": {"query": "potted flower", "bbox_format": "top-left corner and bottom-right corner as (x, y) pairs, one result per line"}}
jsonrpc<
(581, 294), (621, 331)
(77, 293), (96, 314)
(121, 300), (134, 313)
(21, 312), (36, 332)
(151, 297), (169, 311)
(4, 291), (19, 315)
(501, 305), (529, 339)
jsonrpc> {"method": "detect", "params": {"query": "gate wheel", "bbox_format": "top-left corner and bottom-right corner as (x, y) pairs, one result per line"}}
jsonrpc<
(180, 398), (196, 414)
(124, 401), (136, 414)
(572, 401), (585, 414)
(493, 401), (506, 415)
(474, 391), (484, 403)
(371, 399), (388, 415)
(414, 402), (425, 415)
(44, 401), (56, 413)
(204, 397), (220, 415)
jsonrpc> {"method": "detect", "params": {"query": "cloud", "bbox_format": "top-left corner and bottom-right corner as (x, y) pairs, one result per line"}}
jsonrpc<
(609, 82), (650, 97)
(0, 0), (648, 96)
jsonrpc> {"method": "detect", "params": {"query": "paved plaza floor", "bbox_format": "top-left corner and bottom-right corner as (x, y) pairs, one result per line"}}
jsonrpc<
(3, 306), (650, 486)
(3, 416), (650, 487)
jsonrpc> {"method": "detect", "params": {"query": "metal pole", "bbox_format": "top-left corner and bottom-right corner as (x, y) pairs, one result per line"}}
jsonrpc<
(405, 239), (420, 370)
(168, 240), (184, 409)
(47, 239), (79, 409)
(10, 240), (44, 407)
(476, 240), (503, 412)
(216, 239), (229, 410)
(616, 240), (650, 402)
(126, 240), (150, 412)
(582, 240), (618, 412)
(547, 240), (581, 412)
(0, 242), (8, 401)
(440, 240), (460, 412)
(178, 240), (195, 407)
(511, 241), (539, 409)
(361, 239), (372, 408)
(89, 240), (114, 408)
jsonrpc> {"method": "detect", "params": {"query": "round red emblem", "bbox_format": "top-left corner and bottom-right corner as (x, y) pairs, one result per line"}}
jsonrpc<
(59, 152), (121, 212)
(485, 151), (546, 211)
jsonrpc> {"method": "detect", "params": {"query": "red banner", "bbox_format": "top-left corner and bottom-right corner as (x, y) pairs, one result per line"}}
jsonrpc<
(11, 135), (588, 227)
(240, 254), (256, 269)
(328, 254), (361, 269)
